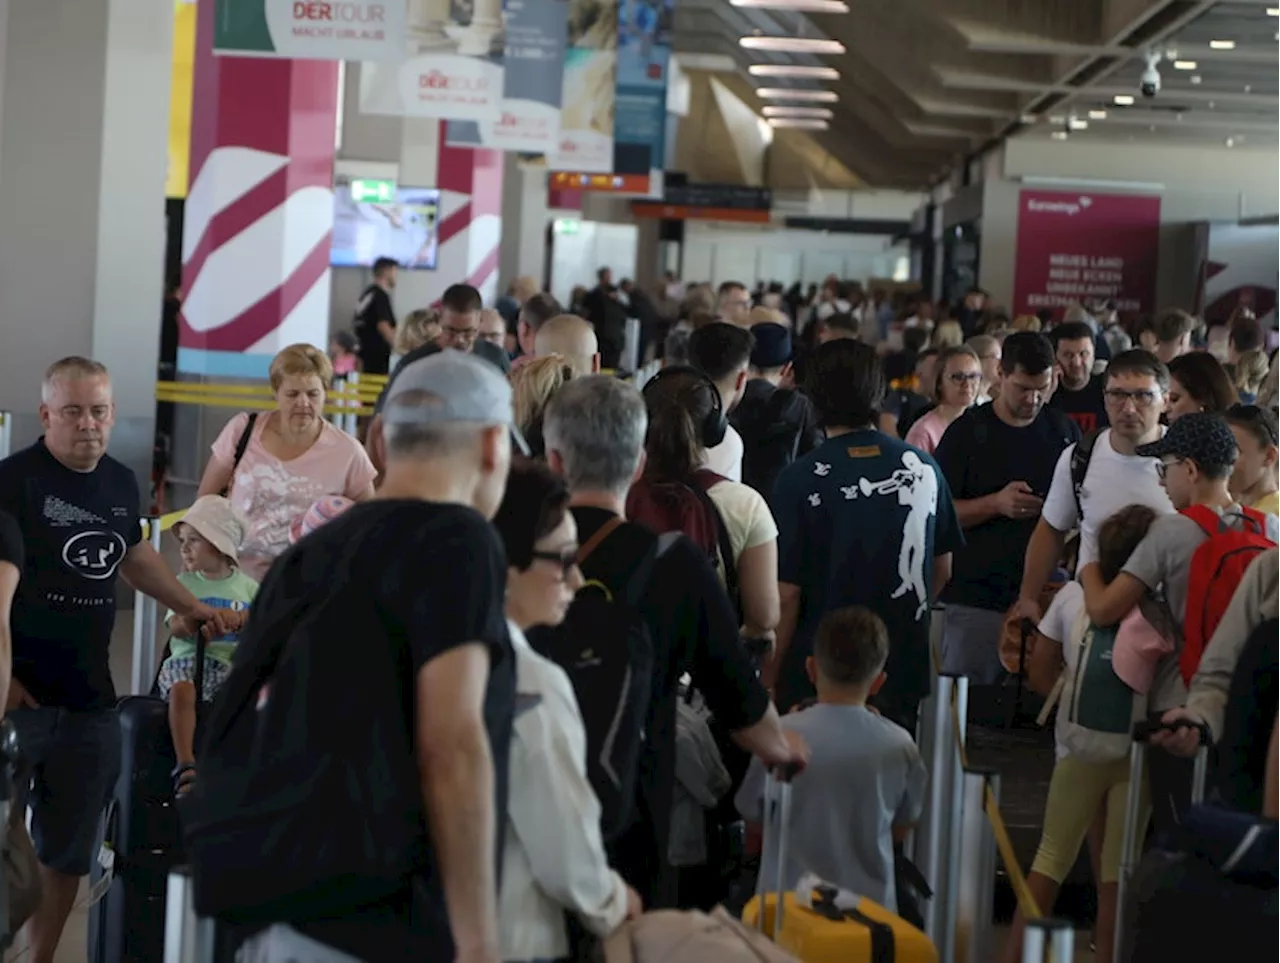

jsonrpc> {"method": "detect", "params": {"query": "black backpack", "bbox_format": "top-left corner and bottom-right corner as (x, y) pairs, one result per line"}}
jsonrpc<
(529, 518), (675, 841)
(182, 553), (427, 923)
(734, 388), (807, 497)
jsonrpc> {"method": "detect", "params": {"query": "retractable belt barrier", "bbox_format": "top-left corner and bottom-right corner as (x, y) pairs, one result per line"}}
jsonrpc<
(915, 622), (1067, 963)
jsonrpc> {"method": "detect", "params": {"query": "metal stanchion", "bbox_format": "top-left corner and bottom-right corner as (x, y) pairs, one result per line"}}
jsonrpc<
(955, 768), (1000, 963)
(165, 867), (217, 963)
(0, 411), (10, 460)
(343, 372), (361, 437)
(130, 518), (164, 695)
(1022, 917), (1075, 963)
(915, 671), (968, 958)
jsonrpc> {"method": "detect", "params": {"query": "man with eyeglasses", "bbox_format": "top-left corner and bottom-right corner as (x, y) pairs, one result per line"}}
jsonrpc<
(1015, 350), (1175, 626)
(717, 281), (753, 327)
(933, 333), (1080, 684)
(436, 284), (511, 375)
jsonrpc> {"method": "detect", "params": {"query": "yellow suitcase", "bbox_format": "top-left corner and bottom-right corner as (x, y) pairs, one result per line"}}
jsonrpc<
(741, 768), (939, 963)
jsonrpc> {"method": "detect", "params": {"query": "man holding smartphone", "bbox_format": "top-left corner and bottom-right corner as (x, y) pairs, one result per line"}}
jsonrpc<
(932, 333), (1081, 684)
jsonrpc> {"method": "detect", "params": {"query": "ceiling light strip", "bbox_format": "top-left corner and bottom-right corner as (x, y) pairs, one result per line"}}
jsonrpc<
(755, 87), (839, 102)
(731, 0), (850, 12)
(762, 106), (834, 118)
(739, 36), (845, 54)
(766, 118), (830, 129)
(748, 64), (841, 79)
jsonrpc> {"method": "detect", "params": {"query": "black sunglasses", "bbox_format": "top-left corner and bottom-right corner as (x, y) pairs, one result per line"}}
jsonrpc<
(1228, 403), (1279, 447)
(531, 548), (579, 578)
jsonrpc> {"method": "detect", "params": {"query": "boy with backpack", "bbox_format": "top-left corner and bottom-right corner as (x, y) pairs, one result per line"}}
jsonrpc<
(1079, 412), (1278, 827)
(734, 606), (926, 914)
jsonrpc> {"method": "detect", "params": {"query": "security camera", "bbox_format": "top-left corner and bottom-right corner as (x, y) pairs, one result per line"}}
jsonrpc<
(1141, 49), (1162, 98)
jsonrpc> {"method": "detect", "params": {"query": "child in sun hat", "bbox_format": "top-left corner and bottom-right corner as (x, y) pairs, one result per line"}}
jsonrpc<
(289, 495), (356, 545)
(158, 494), (259, 796)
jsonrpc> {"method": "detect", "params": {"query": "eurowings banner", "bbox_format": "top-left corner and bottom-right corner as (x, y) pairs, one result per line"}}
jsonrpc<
(214, 0), (406, 60)
(444, 0), (567, 154)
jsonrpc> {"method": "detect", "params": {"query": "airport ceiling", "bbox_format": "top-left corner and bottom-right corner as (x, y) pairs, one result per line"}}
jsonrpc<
(671, 0), (1280, 189)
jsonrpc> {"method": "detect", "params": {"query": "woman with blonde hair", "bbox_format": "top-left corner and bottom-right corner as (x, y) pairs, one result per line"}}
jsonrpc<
(197, 344), (376, 580)
(931, 319), (964, 349)
(1011, 315), (1042, 333)
(1233, 348), (1270, 405)
(391, 308), (440, 371)
(511, 355), (575, 457)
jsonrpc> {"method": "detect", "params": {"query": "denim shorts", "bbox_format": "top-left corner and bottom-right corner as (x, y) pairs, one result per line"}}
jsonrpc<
(9, 707), (121, 877)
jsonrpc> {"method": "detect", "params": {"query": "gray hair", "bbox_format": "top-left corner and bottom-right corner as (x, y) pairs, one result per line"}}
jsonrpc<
(42, 356), (109, 403)
(543, 376), (647, 496)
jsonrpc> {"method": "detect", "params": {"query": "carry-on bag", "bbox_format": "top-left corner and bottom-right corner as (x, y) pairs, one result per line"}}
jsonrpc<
(89, 624), (211, 963)
(741, 767), (938, 962)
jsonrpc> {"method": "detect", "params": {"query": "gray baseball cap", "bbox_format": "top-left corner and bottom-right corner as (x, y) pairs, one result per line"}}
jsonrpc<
(382, 349), (529, 454)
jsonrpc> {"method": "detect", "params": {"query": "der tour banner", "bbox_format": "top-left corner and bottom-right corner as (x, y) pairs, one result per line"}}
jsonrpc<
(1012, 190), (1162, 316)
(214, 0), (407, 61)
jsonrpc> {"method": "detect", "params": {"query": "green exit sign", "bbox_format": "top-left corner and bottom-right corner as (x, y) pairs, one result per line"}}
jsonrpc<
(553, 218), (581, 235)
(350, 178), (396, 204)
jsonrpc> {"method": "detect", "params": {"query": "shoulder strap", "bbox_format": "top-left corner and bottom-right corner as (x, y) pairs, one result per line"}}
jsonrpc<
(1070, 428), (1103, 518)
(219, 412), (258, 497)
(1180, 504), (1221, 539)
(686, 477), (740, 611)
(1237, 506), (1269, 534)
(577, 516), (626, 567)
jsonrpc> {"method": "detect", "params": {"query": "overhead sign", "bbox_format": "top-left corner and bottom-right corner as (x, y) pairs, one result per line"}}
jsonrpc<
(1012, 190), (1161, 315)
(631, 202), (771, 224)
(549, 171), (651, 194)
(664, 183), (771, 210)
(349, 178), (396, 203)
(214, 0), (407, 61)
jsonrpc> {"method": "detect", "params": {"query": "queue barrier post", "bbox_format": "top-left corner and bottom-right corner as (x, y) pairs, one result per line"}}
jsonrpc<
(130, 518), (164, 695)
(955, 768), (999, 963)
(0, 411), (10, 461)
(344, 371), (361, 437)
(914, 672), (967, 957)
(1022, 917), (1075, 963)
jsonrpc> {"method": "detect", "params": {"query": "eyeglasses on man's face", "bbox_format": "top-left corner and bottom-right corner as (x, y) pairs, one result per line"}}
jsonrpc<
(1104, 388), (1160, 410)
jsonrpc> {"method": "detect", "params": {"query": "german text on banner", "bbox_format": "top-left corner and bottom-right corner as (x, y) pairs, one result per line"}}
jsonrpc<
(445, 0), (566, 153)
(359, 0), (504, 121)
(214, 0), (406, 60)
(549, 0), (617, 173)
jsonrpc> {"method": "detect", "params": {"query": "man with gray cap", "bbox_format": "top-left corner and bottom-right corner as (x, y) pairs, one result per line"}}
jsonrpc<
(189, 351), (517, 963)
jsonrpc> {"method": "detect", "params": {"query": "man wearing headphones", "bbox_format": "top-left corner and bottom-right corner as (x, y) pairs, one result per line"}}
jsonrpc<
(688, 324), (755, 482)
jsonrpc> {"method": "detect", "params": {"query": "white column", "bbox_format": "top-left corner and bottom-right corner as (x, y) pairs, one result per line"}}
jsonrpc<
(499, 153), (550, 290)
(0, 0), (173, 482)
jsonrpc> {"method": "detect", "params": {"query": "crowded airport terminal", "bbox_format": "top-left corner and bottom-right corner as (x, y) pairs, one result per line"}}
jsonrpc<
(0, 0), (1277, 961)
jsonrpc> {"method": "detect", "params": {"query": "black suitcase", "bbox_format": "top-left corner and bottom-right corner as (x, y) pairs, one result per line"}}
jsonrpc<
(88, 630), (209, 963)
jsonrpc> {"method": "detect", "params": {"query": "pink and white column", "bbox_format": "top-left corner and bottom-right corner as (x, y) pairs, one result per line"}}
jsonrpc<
(177, 0), (339, 377)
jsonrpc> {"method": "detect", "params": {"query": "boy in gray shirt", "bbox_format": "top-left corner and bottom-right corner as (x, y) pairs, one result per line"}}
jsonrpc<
(735, 607), (927, 913)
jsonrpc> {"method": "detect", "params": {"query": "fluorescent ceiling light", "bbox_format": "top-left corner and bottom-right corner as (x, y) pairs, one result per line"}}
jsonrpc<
(1114, 94), (1135, 105)
(1173, 60), (1197, 70)
(755, 87), (839, 102)
(732, 0), (850, 11)
(762, 105), (834, 118)
(1088, 109), (1107, 120)
(740, 36), (845, 54)
(1208, 40), (1236, 50)
(748, 64), (841, 79)
(1268, 8), (1279, 16)
(767, 117), (830, 130)
(1069, 118), (1089, 130)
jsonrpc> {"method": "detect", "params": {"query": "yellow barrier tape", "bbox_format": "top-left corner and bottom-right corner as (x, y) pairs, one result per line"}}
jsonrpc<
(153, 393), (375, 417)
(142, 509), (189, 540)
(154, 381), (383, 401)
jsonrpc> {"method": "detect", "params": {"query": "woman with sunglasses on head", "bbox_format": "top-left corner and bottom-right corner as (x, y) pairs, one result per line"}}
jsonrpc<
(905, 346), (983, 455)
(1226, 404), (1280, 516)
(491, 458), (642, 963)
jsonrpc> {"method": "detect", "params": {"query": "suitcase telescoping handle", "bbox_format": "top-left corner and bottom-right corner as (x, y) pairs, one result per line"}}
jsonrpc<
(1114, 717), (1212, 962)
(755, 763), (802, 938)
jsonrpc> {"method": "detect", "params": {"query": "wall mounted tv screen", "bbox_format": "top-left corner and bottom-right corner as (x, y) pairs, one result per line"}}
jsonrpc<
(331, 186), (441, 270)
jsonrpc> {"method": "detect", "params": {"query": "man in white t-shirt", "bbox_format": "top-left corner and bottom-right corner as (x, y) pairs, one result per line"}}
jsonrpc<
(1014, 350), (1174, 624)
(689, 322), (754, 483)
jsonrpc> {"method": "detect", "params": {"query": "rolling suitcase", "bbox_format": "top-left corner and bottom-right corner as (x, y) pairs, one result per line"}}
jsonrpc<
(88, 627), (210, 963)
(742, 767), (938, 963)
(1115, 718), (1278, 963)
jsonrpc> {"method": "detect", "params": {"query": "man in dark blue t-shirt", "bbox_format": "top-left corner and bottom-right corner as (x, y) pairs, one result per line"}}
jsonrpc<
(770, 340), (965, 734)
(933, 332), (1080, 685)
(0, 357), (225, 963)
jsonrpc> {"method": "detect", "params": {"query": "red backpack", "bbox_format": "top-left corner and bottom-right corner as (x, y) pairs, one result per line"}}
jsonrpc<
(1179, 504), (1275, 685)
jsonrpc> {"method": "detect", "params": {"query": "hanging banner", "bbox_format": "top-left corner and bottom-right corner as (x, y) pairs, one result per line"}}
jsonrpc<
(359, 1), (504, 120)
(213, 0), (407, 60)
(445, 0), (566, 153)
(1012, 190), (1161, 316)
(612, 0), (671, 176)
(548, 0), (617, 172)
